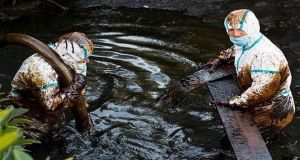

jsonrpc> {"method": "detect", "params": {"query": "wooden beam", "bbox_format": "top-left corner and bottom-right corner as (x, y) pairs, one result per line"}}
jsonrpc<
(156, 66), (273, 159)
(207, 76), (272, 160)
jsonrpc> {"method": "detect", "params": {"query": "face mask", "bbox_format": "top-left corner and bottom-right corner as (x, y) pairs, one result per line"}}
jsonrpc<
(229, 35), (250, 46)
(82, 47), (91, 59)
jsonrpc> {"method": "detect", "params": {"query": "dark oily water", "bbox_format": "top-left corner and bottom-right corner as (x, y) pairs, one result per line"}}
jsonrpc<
(0, 7), (299, 160)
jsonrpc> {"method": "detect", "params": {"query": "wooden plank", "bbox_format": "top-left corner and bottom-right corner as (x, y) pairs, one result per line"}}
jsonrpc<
(156, 66), (272, 159)
(207, 76), (272, 160)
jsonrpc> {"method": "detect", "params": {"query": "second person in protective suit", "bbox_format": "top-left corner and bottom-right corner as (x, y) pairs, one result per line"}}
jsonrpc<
(206, 9), (295, 139)
(9, 32), (93, 138)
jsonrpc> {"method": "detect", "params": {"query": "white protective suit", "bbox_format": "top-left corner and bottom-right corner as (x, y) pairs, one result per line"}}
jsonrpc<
(9, 32), (93, 137)
(217, 9), (295, 138)
(10, 40), (88, 110)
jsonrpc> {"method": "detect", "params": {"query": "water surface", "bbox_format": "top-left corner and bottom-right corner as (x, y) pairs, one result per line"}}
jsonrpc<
(0, 7), (299, 160)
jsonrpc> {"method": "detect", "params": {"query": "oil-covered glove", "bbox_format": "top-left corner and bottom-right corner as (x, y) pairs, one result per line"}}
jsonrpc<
(197, 57), (222, 71)
(206, 57), (222, 71)
(63, 73), (86, 104)
(229, 96), (248, 109)
(51, 73), (86, 111)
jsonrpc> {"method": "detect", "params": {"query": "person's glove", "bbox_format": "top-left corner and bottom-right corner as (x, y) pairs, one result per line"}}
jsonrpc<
(197, 57), (222, 71)
(51, 73), (86, 111)
(228, 96), (248, 109)
(63, 73), (86, 103)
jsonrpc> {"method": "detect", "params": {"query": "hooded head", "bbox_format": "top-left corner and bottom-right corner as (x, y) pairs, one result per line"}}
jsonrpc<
(49, 32), (94, 76)
(224, 9), (262, 48)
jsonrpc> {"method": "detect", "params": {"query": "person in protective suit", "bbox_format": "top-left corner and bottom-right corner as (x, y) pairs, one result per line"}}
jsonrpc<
(8, 32), (94, 138)
(206, 9), (295, 139)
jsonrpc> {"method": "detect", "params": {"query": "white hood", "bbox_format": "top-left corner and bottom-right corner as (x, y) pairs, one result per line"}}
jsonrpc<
(49, 40), (87, 76)
(224, 9), (262, 48)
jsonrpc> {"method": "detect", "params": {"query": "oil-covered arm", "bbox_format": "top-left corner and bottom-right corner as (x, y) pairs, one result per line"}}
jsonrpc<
(51, 73), (86, 111)
(229, 53), (281, 106)
(200, 46), (236, 70)
(11, 55), (86, 111)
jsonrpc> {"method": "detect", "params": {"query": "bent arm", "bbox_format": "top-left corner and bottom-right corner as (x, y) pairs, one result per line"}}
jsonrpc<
(200, 46), (236, 70)
(38, 73), (86, 111)
(16, 55), (85, 111)
(230, 52), (281, 106)
(239, 72), (280, 106)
